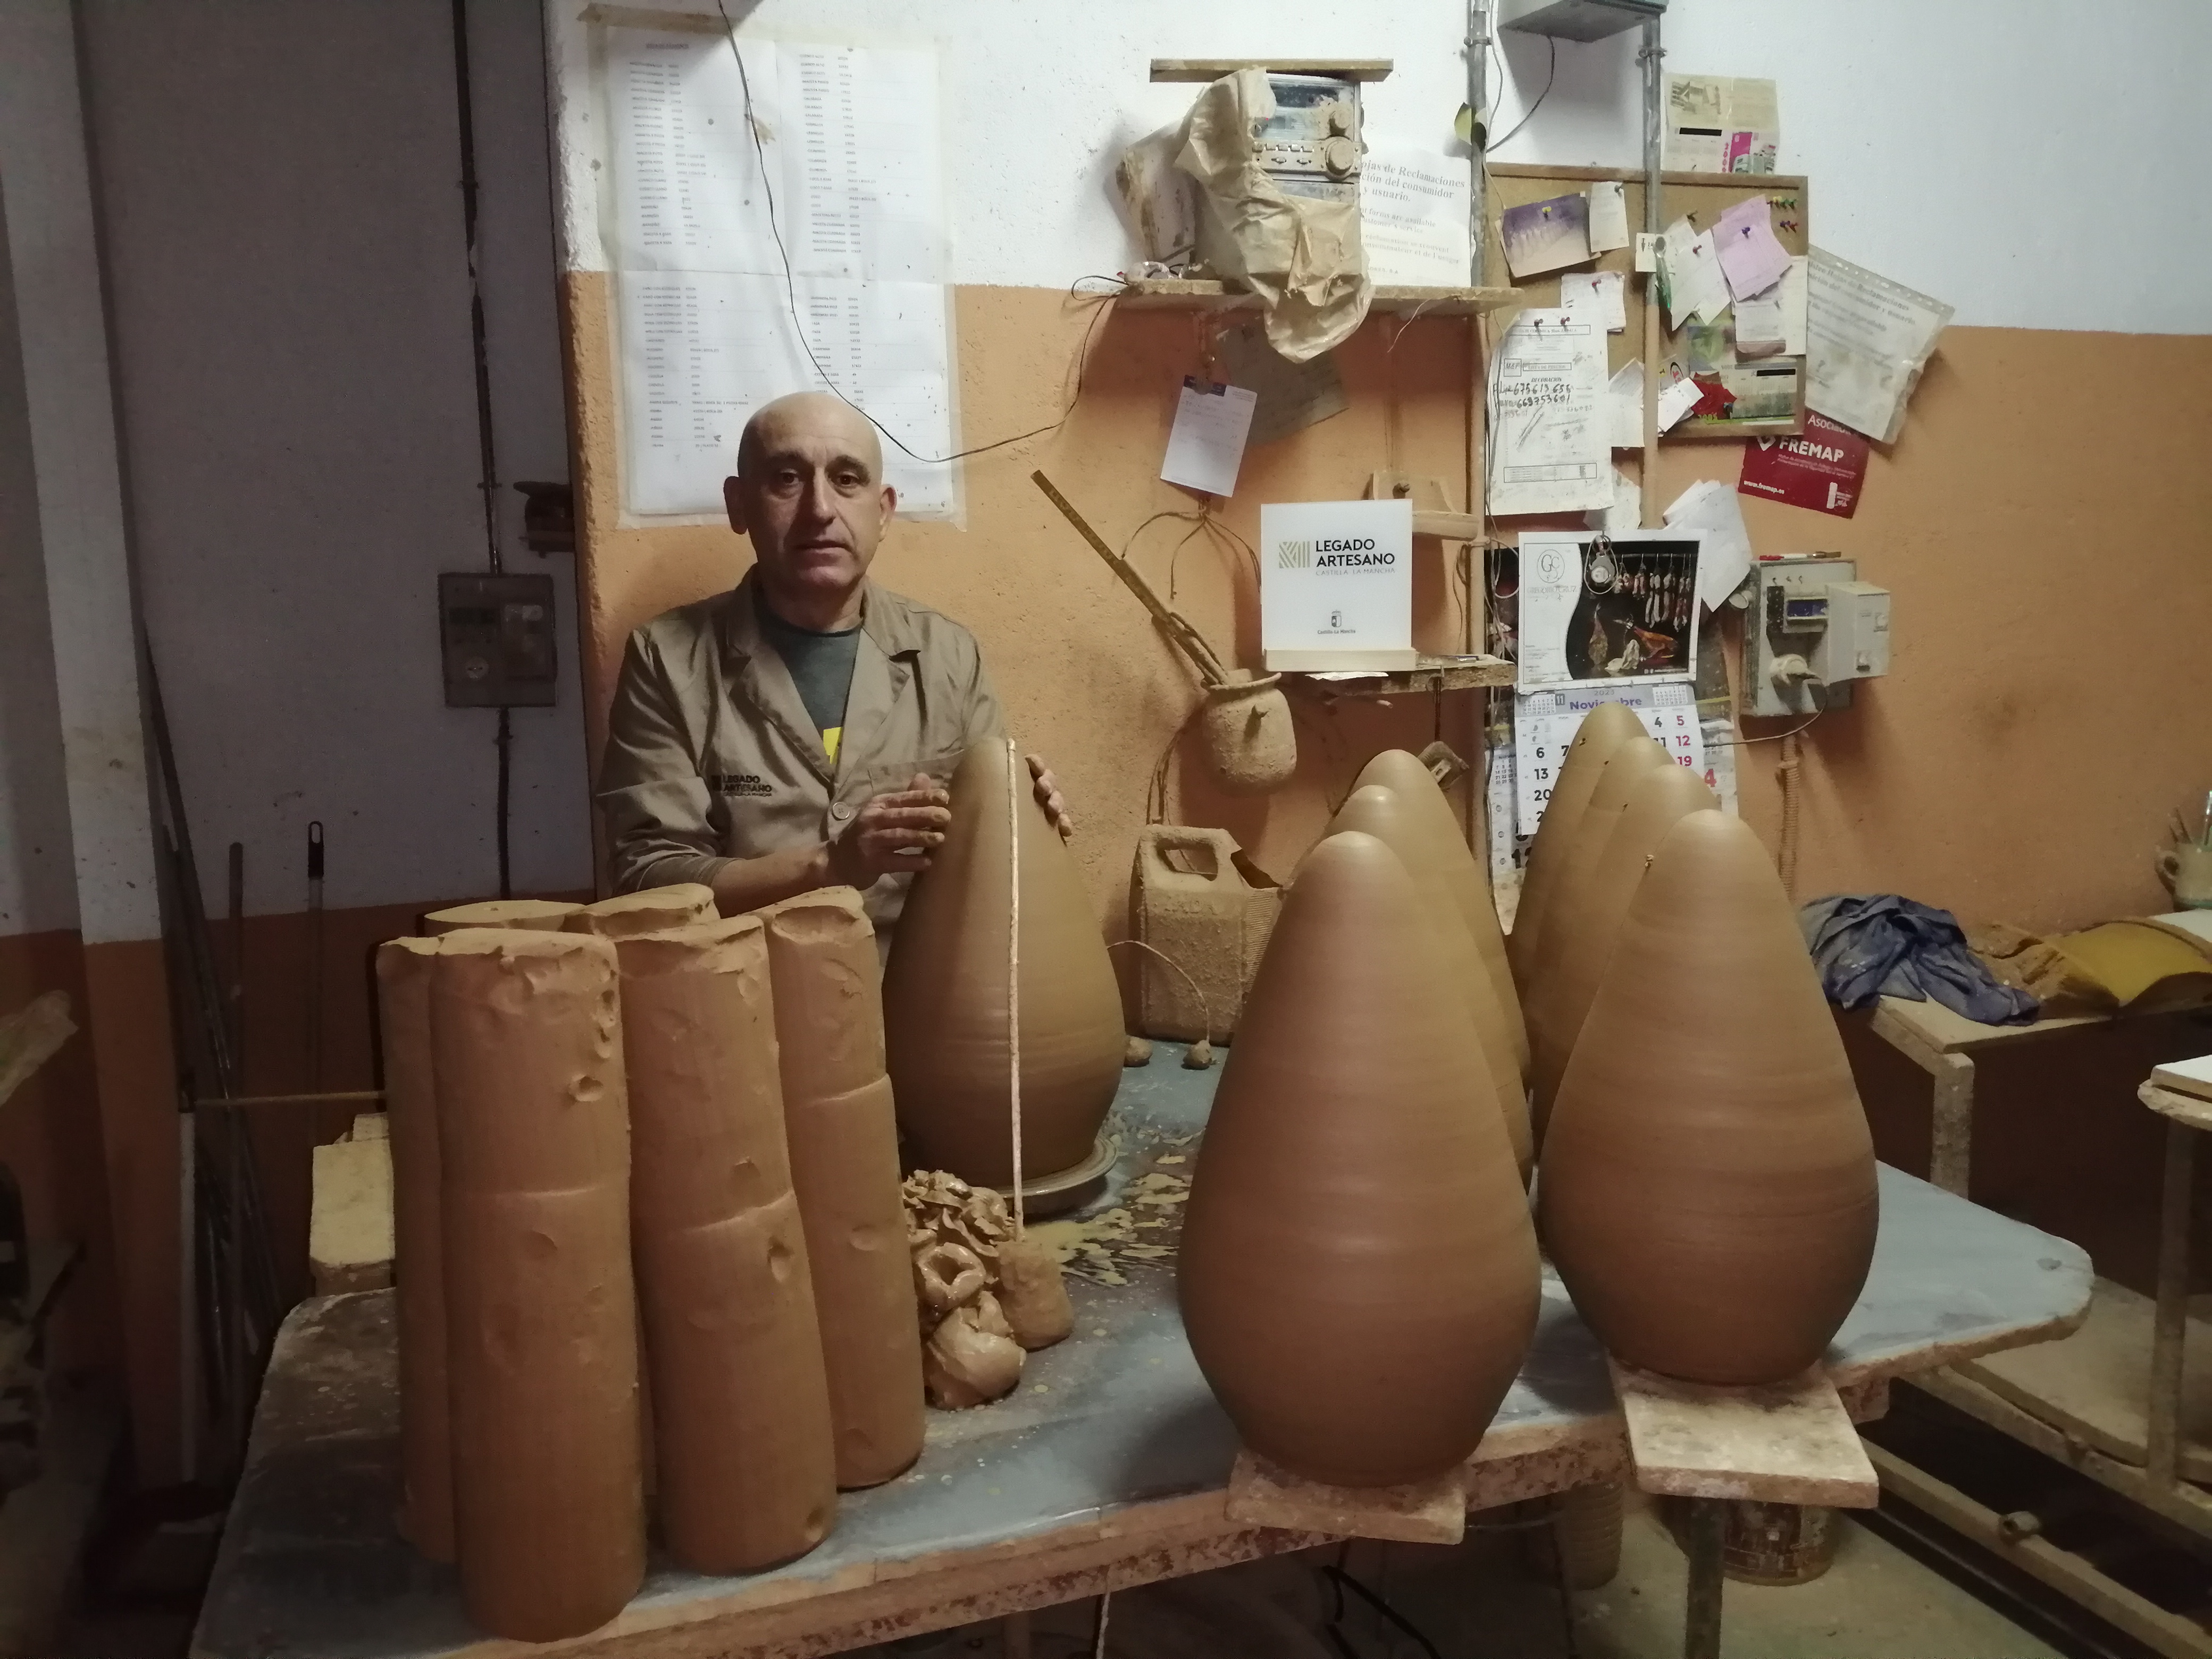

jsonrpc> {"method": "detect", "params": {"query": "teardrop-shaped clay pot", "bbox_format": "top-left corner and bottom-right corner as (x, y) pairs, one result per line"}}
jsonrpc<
(1178, 831), (1540, 1488)
(1538, 811), (1879, 1385)
(1353, 749), (1527, 1074)
(1326, 785), (1529, 1176)
(613, 917), (837, 1574)
(883, 743), (1124, 1186)
(1519, 737), (1666, 1092)
(1526, 761), (1715, 1135)
(1507, 701), (1650, 987)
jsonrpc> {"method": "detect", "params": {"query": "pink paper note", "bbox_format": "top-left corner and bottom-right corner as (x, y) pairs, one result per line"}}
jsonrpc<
(1715, 197), (1792, 303)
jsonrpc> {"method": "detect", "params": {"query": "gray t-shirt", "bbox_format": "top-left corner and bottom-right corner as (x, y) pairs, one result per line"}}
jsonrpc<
(754, 591), (861, 760)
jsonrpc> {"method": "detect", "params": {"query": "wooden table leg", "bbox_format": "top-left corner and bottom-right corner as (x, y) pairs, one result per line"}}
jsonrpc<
(1928, 1051), (1976, 1197)
(2147, 1117), (2194, 1490)
(1682, 1498), (1725, 1659)
(999, 1608), (1033, 1659)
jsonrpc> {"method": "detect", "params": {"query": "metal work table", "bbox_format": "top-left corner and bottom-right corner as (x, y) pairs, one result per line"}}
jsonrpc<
(194, 1044), (2092, 1659)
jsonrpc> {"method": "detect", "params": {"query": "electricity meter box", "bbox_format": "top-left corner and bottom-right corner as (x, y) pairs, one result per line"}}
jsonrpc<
(1747, 556), (1892, 718)
(1498, 0), (1668, 44)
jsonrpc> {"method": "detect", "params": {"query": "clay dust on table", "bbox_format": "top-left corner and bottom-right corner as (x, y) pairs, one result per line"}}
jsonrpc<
(1028, 1132), (1197, 1286)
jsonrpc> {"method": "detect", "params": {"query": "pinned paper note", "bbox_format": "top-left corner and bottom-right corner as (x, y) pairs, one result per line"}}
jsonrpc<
(1607, 361), (1645, 449)
(1161, 378), (1257, 497)
(1586, 467), (1643, 534)
(1666, 74), (1780, 174)
(1657, 374), (1703, 433)
(1734, 293), (1787, 358)
(1501, 192), (1593, 279)
(1560, 270), (1627, 333)
(1715, 198), (1793, 302)
(1361, 145), (1472, 286)
(1780, 255), (1810, 356)
(1661, 220), (1729, 331)
(1587, 181), (1631, 254)
(1665, 478), (1755, 608)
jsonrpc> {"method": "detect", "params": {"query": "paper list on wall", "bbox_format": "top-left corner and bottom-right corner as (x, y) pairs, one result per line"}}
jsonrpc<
(1661, 219), (1729, 330)
(1714, 198), (1792, 301)
(1587, 181), (1631, 253)
(1664, 74), (1779, 174)
(617, 273), (957, 517)
(1805, 247), (1954, 444)
(1487, 310), (1610, 517)
(1161, 379), (1258, 497)
(1663, 479), (1754, 609)
(1560, 270), (1627, 332)
(1360, 146), (1471, 285)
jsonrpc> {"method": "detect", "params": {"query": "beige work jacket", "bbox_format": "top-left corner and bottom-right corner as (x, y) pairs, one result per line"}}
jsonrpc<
(597, 571), (1003, 932)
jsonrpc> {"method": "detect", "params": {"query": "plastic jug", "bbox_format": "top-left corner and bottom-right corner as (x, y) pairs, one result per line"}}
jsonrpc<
(1131, 826), (1281, 1042)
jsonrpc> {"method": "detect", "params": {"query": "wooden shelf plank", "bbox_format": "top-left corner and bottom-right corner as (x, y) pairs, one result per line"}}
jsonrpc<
(1118, 279), (1518, 317)
(1611, 1358), (1879, 1509)
(1411, 510), (1482, 540)
(1292, 656), (1515, 698)
(1150, 59), (1393, 83)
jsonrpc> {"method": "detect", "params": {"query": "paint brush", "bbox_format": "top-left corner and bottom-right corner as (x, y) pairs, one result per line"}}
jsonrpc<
(2174, 810), (2192, 848)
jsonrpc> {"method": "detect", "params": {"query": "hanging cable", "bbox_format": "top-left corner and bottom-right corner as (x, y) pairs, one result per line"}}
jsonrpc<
(1486, 36), (1557, 153)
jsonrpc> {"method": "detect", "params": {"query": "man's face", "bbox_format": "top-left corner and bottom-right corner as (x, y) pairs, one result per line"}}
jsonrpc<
(724, 402), (895, 598)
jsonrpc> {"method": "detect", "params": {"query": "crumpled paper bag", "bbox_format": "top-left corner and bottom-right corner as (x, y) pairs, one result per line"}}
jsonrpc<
(1174, 69), (1371, 363)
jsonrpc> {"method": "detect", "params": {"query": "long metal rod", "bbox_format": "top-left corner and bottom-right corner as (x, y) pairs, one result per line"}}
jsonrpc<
(1637, 15), (1666, 530)
(1467, 3), (1488, 286)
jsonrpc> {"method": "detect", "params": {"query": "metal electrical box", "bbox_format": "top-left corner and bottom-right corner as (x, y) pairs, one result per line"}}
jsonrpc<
(1499, 0), (1668, 43)
(439, 573), (557, 707)
(1747, 556), (1892, 718)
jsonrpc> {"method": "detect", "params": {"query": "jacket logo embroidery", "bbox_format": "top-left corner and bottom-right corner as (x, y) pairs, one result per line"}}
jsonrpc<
(708, 773), (775, 798)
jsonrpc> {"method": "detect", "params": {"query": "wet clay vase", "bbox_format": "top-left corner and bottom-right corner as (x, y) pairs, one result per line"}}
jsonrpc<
(1354, 749), (1527, 1075)
(1526, 762), (1715, 1136)
(757, 889), (926, 1488)
(1327, 785), (1530, 1177)
(1202, 669), (1296, 795)
(565, 884), (718, 940)
(430, 929), (644, 1641)
(882, 742), (1124, 1187)
(421, 898), (580, 935)
(1507, 701), (1652, 987)
(1178, 831), (1541, 1487)
(1538, 811), (1879, 1385)
(613, 917), (836, 1573)
(374, 937), (453, 1563)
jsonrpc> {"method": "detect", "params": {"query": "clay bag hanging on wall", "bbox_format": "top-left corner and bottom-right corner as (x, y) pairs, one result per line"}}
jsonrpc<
(373, 937), (453, 1563)
(421, 898), (580, 935)
(757, 888), (926, 1488)
(1353, 749), (1528, 1075)
(1506, 701), (1651, 987)
(1539, 811), (1879, 1385)
(1179, 831), (1540, 1488)
(1526, 762), (1715, 1135)
(565, 884), (718, 940)
(882, 742), (1124, 1186)
(1326, 786), (1530, 1177)
(614, 916), (837, 1573)
(432, 929), (645, 1641)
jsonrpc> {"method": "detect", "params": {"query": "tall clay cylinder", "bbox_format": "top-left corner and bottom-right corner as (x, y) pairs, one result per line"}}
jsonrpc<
(1539, 811), (1879, 1385)
(758, 890), (926, 1488)
(1353, 750), (1528, 1074)
(566, 884), (719, 940)
(1326, 786), (1529, 1175)
(374, 937), (453, 1562)
(422, 898), (580, 935)
(1179, 832), (1541, 1488)
(432, 929), (645, 1641)
(615, 917), (837, 1572)
(882, 742), (1123, 1185)
(1508, 700), (1650, 984)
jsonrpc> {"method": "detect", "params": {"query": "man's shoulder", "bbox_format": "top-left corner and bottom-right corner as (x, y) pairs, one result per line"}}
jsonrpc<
(627, 589), (743, 665)
(868, 584), (982, 663)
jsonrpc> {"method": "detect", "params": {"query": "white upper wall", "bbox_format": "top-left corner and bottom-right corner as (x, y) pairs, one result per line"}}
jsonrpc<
(555, 0), (2212, 336)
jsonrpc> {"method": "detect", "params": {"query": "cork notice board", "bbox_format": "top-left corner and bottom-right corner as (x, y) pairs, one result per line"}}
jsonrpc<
(1485, 164), (1811, 439)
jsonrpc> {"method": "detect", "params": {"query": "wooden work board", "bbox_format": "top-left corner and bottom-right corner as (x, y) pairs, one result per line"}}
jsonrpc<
(1484, 164), (1811, 439)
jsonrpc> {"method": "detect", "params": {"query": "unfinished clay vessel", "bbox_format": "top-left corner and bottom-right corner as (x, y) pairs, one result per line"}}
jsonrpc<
(757, 889), (926, 1488)
(883, 742), (1124, 1186)
(374, 937), (453, 1563)
(1526, 762), (1715, 1134)
(421, 898), (580, 935)
(1354, 749), (1527, 1074)
(614, 917), (836, 1573)
(1327, 785), (1529, 1176)
(430, 929), (643, 1641)
(1507, 701), (1650, 986)
(1178, 831), (1540, 1487)
(1202, 669), (1297, 795)
(565, 884), (718, 939)
(1538, 811), (1879, 1385)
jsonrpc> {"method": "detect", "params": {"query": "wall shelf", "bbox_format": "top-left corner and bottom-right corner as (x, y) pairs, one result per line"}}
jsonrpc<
(1118, 279), (1519, 317)
(1292, 656), (1515, 699)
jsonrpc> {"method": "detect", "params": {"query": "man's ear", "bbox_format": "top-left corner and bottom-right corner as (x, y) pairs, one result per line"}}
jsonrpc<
(723, 475), (747, 535)
(877, 482), (897, 522)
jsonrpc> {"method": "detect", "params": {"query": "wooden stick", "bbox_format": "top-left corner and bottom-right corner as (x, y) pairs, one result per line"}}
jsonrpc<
(1007, 740), (1025, 1238)
(195, 1090), (384, 1111)
(1032, 471), (1228, 687)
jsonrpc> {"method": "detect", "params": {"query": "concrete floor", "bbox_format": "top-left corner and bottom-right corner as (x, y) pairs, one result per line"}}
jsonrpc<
(856, 1494), (2068, 1659)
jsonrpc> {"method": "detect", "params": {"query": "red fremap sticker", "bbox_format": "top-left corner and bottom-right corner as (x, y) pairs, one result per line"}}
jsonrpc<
(1738, 413), (1871, 518)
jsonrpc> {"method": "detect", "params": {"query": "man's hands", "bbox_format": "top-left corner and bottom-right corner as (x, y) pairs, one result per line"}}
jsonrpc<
(1027, 754), (1075, 842)
(826, 773), (951, 885)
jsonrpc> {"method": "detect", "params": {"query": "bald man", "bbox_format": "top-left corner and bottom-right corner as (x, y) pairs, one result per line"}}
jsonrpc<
(596, 392), (1070, 936)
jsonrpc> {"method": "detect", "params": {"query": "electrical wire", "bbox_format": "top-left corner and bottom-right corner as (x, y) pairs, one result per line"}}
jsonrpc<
(713, 0), (1118, 465)
(1714, 703), (1825, 745)
(1486, 36), (1557, 153)
(1323, 1565), (1446, 1659)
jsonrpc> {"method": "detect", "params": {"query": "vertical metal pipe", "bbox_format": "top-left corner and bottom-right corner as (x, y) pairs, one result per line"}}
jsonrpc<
(1467, 3), (1489, 286)
(1637, 15), (1666, 529)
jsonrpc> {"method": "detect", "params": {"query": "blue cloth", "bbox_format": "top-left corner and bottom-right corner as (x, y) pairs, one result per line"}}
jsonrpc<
(1798, 893), (2039, 1025)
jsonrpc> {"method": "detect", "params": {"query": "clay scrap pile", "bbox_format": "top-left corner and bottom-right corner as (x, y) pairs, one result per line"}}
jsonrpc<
(1175, 740), (1879, 1490)
(903, 1171), (1072, 1407)
(376, 884), (935, 1643)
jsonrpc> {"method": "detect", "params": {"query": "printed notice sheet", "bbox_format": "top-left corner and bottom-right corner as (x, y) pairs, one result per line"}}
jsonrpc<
(602, 27), (958, 517)
(1360, 146), (1471, 286)
(1487, 310), (1610, 517)
(1514, 530), (1703, 693)
(1805, 247), (1953, 444)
